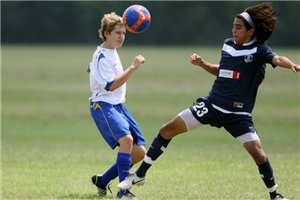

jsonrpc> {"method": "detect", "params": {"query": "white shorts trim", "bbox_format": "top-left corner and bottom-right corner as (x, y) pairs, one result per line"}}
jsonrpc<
(178, 108), (202, 131)
(212, 103), (252, 116)
(237, 131), (260, 144)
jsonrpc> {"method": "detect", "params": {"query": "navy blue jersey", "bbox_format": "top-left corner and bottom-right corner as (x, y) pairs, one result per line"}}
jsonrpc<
(208, 38), (277, 114)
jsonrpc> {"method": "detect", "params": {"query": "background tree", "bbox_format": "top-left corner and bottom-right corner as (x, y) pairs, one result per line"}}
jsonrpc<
(1, 1), (299, 46)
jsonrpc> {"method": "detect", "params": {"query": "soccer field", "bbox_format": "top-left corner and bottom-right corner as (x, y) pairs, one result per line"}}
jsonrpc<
(1, 45), (299, 199)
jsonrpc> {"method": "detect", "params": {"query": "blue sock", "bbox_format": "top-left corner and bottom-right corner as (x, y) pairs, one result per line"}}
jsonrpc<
(116, 152), (131, 195)
(257, 157), (278, 198)
(101, 163), (134, 187)
(117, 152), (131, 182)
(101, 163), (118, 187)
(136, 133), (171, 177)
(101, 162), (133, 195)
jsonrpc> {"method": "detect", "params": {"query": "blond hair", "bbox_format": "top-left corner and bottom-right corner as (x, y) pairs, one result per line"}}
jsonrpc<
(99, 12), (124, 41)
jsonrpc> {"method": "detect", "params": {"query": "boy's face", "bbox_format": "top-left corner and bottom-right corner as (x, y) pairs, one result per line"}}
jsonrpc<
(104, 25), (126, 49)
(232, 18), (254, 45)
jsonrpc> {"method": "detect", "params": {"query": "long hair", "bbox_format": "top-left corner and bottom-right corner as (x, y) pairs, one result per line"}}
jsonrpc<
(236, 2), (277, 43)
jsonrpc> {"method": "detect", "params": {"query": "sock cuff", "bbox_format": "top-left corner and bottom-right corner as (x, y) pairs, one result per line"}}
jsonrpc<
(144, 155), (155, 164)
(267, 184), (278, 193)
(257, 157), (270, 168)
(117, 152), (131, 165)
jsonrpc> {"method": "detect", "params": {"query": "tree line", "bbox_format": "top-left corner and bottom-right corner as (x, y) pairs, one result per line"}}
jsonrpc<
(2, 1), (299, 46)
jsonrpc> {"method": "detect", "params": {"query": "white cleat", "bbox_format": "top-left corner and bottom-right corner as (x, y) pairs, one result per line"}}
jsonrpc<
(118, 172), (146, 190)
(271, 194), (289, 200)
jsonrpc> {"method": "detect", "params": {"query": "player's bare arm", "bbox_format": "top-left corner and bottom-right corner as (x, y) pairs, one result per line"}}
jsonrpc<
(190, 53), (220, 76)
(109, 55), (145, 91)
(272, 55), (300, 74)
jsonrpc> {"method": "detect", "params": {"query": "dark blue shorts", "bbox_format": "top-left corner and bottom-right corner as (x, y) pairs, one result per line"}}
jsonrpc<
(90, 101), (146, 149)
(189, 96), (256, 138)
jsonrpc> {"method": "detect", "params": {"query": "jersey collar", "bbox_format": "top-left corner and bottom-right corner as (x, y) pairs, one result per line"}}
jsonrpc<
(234, 38), (257, 46)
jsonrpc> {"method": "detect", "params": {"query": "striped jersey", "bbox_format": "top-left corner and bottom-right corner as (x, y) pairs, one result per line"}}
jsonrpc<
(207, 38), (277, 114)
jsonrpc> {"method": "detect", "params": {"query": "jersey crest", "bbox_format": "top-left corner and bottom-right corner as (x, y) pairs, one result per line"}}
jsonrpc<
(244, 55), (253, 63)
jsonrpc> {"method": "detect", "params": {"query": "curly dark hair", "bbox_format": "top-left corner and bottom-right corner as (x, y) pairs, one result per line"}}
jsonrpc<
(236, 2), (277, 43)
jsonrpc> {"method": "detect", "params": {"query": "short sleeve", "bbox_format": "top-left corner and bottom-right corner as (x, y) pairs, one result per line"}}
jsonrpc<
(259, 44), (277, 68)
(98, 56), (115, 82)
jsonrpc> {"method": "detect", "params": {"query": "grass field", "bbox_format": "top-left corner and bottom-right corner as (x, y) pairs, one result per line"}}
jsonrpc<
(1, 45), (299, 200)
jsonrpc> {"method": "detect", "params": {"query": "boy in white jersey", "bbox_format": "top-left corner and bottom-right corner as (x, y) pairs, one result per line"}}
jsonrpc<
(118, 3), (300, 200)
(88, 12), (146, 199)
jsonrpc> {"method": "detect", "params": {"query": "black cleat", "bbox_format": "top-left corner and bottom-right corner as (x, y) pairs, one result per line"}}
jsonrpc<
(116, 190), (137, 199)
(91, 174), (111, 196)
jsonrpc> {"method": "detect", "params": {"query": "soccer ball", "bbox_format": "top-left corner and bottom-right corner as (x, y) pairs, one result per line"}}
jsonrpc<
(122, 5), (151, 33)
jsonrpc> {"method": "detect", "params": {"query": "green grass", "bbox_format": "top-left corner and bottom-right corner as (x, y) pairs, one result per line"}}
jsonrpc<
(1, 45), (299, 199)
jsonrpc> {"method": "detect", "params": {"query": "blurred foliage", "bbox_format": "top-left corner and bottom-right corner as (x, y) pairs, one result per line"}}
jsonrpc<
(1, 1), (299, 46)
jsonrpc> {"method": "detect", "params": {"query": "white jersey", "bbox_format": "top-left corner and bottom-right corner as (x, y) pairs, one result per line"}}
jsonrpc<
(89, 46), (126, 104)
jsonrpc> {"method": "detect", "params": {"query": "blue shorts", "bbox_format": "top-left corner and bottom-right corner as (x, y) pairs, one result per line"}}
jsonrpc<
(90, 101), (146, 149)
(189, 96), (256, 138)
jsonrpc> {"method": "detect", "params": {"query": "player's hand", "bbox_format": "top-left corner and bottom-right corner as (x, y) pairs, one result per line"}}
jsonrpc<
(291, 64), (300, 74)
(131, 55), (145, 70)
(190, 53), (203, 66)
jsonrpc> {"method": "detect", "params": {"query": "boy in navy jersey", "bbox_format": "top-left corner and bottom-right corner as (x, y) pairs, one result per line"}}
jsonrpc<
(118, 2), (300, 200)
(88, 12), (146, 199)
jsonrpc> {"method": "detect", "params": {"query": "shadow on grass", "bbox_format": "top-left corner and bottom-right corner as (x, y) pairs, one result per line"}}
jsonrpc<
(58, 193), (116, 199)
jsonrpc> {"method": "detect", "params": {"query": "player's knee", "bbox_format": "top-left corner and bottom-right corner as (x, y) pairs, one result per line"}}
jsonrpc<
(159, 124), (170, 137)
(253, 153), (267, 165)
(118, 134), (133, 148)
(159, 125), (173, 140)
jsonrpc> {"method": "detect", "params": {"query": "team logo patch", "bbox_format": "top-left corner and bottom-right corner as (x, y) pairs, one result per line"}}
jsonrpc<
(219, 69), (241, 80)
(244, 55), (253, 63)
(233, 102), (244, 108)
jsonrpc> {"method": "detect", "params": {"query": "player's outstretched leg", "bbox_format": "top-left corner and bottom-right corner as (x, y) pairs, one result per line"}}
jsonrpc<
(243, 140), (289, 200)
(118, 133), (172, 190)
(117, 172), (146, 190)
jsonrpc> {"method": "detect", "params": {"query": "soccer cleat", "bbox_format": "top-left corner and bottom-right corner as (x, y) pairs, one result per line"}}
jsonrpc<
(117, 172), (146, 190)
(116, 190), (137, 199)
(271, 194), (289, 200)
(91, 174), (111, 196)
